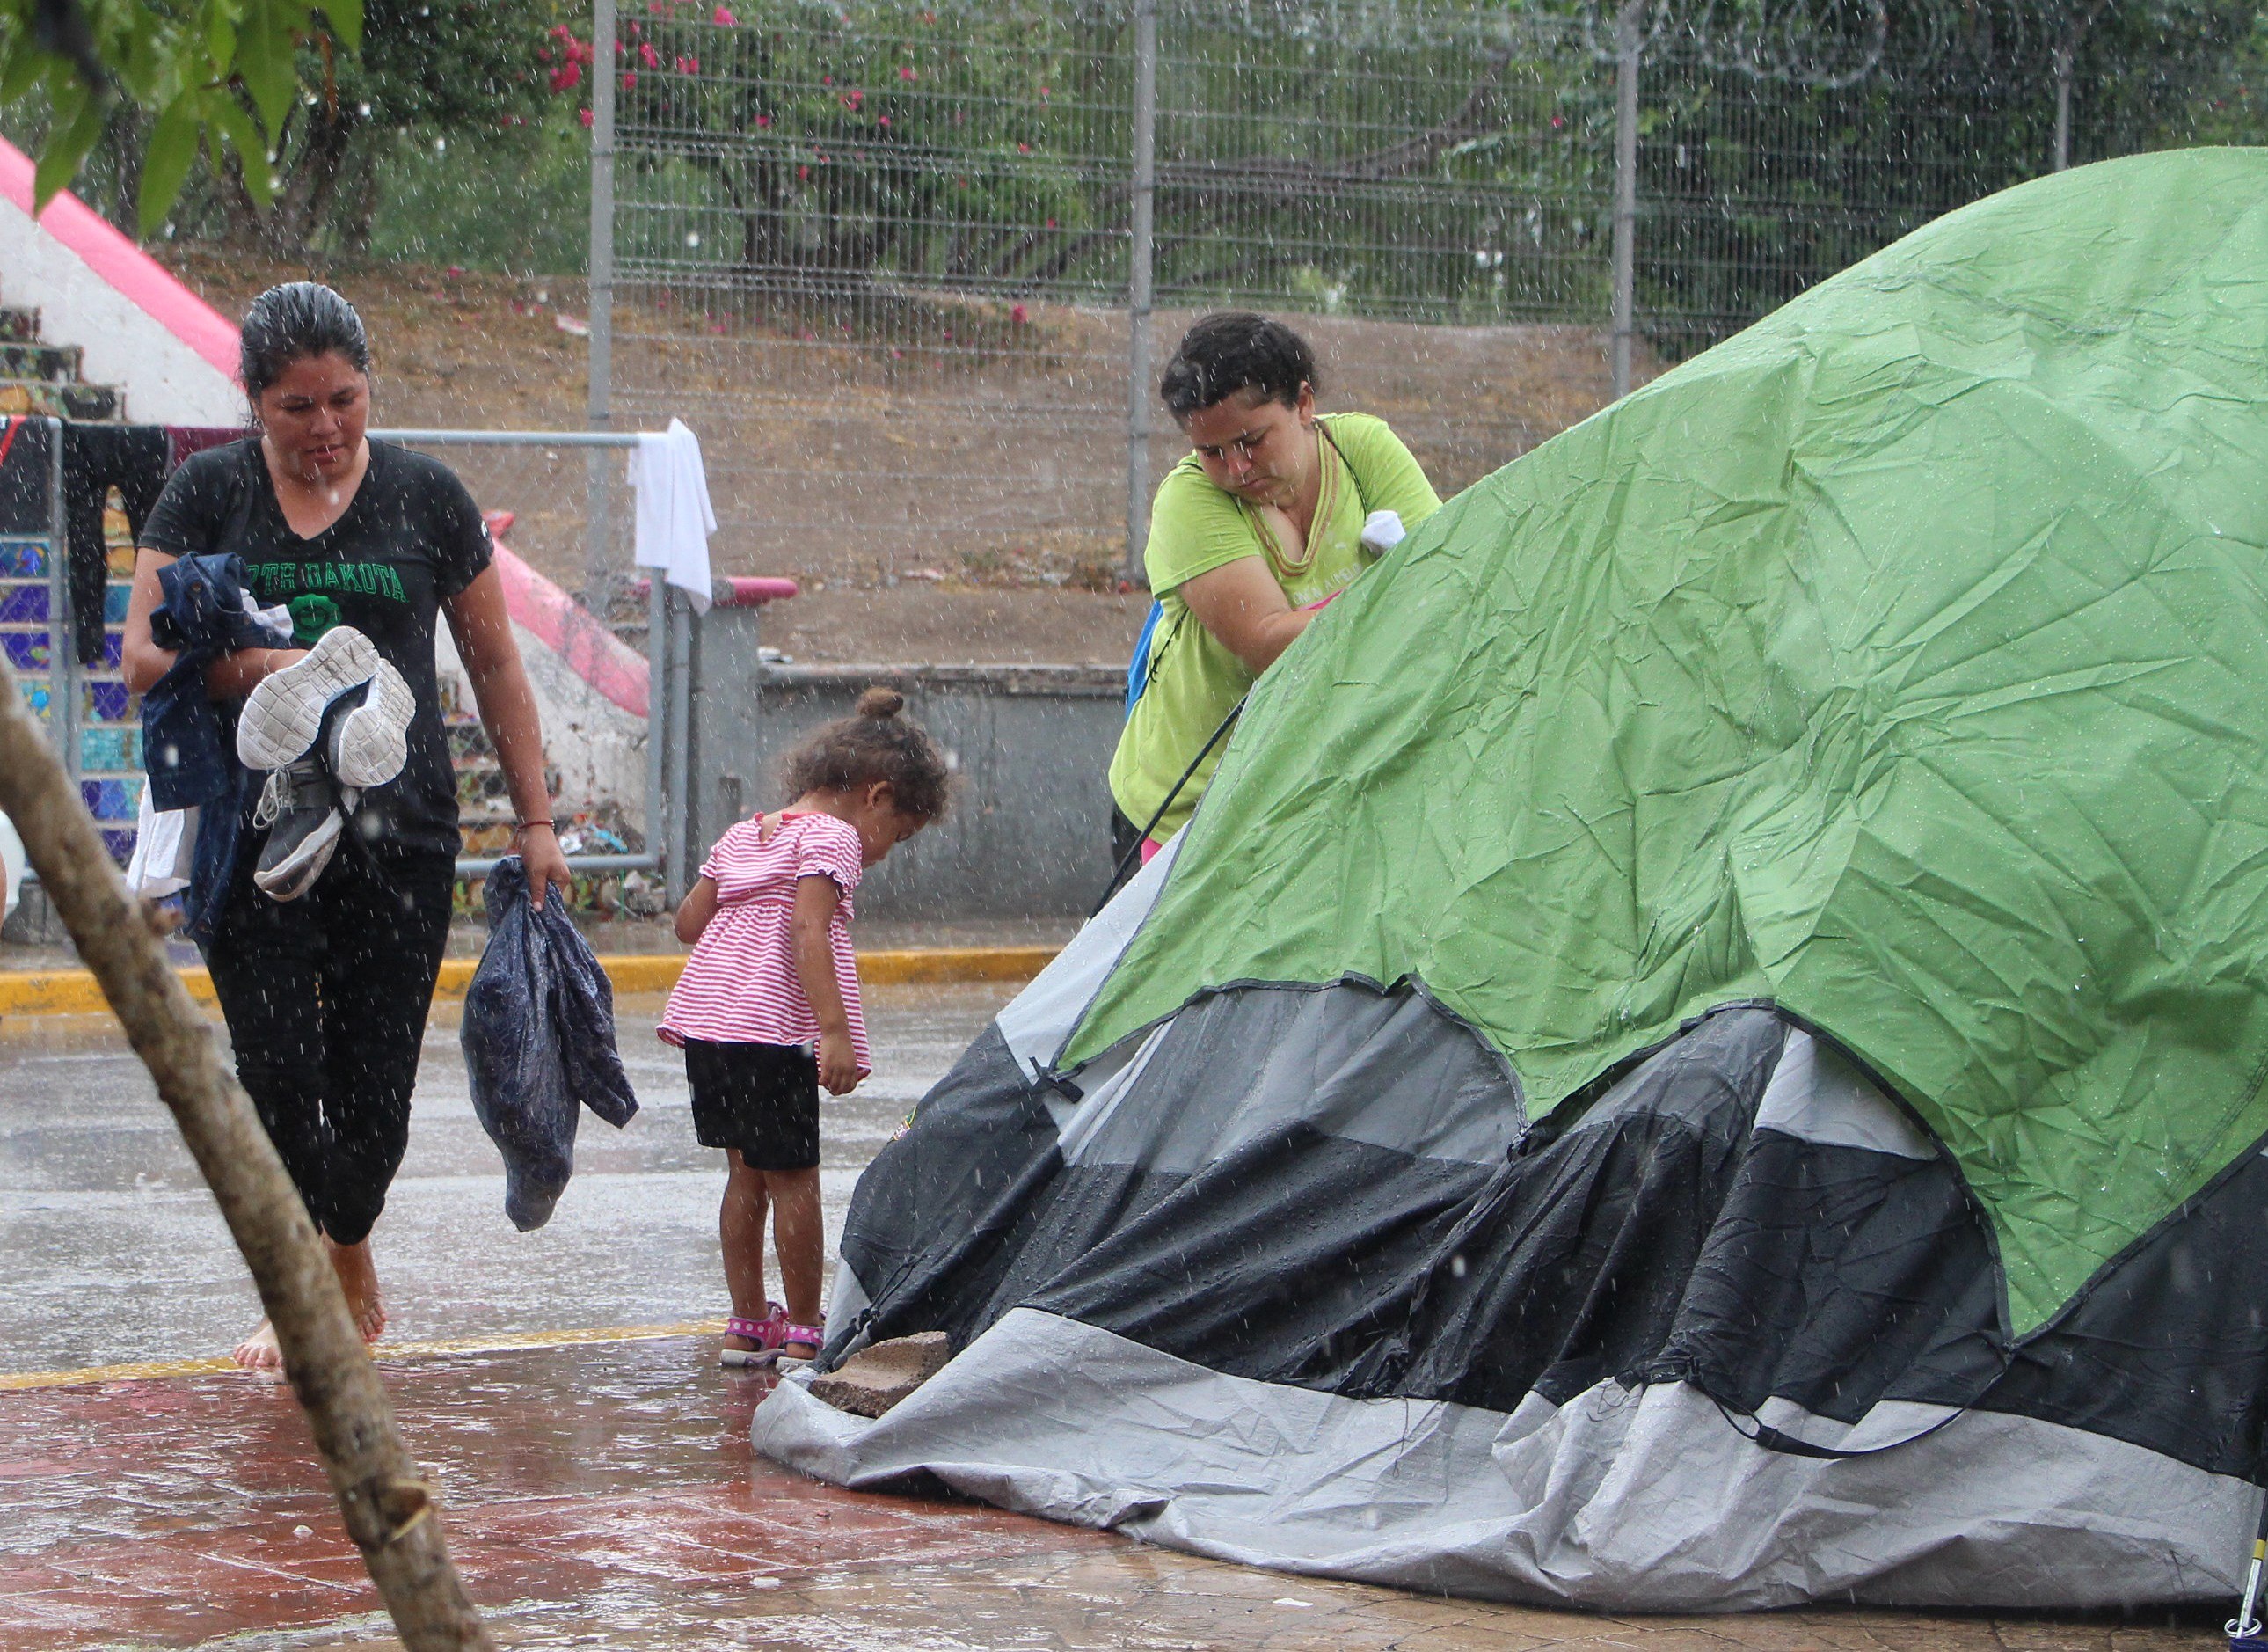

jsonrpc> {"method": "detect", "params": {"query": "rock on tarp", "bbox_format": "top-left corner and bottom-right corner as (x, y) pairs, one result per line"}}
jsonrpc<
(755, 149), (2268, 1610)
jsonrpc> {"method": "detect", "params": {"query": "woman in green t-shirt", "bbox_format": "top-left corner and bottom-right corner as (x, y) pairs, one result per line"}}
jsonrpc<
(1108, 313), (1441, 864)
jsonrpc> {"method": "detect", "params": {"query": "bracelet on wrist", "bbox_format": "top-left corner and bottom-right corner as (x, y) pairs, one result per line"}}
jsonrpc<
(515, 819), (554, 833)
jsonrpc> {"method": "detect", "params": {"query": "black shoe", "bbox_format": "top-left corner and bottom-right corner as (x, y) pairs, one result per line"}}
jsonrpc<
(252, 761), (346, 902)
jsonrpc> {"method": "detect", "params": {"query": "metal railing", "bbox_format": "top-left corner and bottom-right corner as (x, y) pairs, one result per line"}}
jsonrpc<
(368, 427), (679, 888)
(3, 423), (707, 917)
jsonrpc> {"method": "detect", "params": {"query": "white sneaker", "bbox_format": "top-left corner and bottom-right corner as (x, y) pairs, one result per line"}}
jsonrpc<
(325, 659), (414, 789)
(236, 627), (382, 772)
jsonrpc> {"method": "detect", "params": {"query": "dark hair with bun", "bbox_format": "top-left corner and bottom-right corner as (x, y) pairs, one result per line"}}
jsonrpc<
(1159, 311), (1317, 420)
(240, 281), (371, 401)
(781, 685), (952, 822)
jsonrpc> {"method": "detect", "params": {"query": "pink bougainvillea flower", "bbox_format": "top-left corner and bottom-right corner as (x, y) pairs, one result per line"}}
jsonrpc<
(1016, 142), (1030, 153)
(1046, 216), (1057, 228)
(622, 70), (637, 89)
(798, 164), (811, 180)
(1039, 85), (1051, 98)
(580, 106), (594, 126)
(755, 113), (771, 126)
(639, 41), (660, 68)
(677, 55), (698, 73)
(550, 62), (582, 91)
(878, 115), (891, 127)
(1011, 303), (1028, 324)
(713, 4), (736, 22)
(821, 74), (833, 84)
(1550, 113), (1564, 128)
(898, 65), (916, 80)
(447, 265), (463, 278)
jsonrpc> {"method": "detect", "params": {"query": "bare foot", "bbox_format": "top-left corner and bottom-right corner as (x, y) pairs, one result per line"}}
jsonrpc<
(232, 1317), (284, 1374)
(229, 1239), (384, 1371)
(326, 1237), (387, 1344)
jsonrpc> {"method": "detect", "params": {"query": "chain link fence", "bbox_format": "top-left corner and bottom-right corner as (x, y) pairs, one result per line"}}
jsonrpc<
(593, 0), (2248, 591)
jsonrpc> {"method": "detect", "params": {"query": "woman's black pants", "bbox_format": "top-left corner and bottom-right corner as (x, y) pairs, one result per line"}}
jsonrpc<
(205, 842), (455, 1246)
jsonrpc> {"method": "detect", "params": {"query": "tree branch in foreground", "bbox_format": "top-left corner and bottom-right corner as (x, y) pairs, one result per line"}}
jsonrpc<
(0, 654), (491, 1652)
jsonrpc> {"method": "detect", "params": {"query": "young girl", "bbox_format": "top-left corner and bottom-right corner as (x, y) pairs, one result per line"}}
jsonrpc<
(660, 687), (951, 1369)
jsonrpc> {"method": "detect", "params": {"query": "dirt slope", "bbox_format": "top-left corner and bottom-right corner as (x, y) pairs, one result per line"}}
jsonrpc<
(160, 251), (1644, 663)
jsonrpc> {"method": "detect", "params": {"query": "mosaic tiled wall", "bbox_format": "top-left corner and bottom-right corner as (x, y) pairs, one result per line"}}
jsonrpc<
(2, 529), (144, 864)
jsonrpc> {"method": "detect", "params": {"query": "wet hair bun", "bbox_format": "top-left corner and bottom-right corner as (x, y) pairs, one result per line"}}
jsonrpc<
(240, 282), (370, 400)
(784, 685), (952, 823)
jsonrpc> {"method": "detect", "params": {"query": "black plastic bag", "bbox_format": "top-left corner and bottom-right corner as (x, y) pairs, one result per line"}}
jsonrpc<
(461, 856), (638, 1230)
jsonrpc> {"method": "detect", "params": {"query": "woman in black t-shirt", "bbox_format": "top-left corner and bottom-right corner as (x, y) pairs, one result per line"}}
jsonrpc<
(122, 282), (572, 1373)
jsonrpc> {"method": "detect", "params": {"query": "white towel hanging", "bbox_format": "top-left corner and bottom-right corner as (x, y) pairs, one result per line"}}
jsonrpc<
(627, 418), (718, 611)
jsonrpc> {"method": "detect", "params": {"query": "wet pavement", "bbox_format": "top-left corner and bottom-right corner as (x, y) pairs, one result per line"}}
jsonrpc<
(0, 987), (2230, 1648)
(2, 986), (983, 1374)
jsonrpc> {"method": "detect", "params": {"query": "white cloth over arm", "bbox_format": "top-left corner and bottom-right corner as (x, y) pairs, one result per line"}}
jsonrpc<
(125, 792), (195, 899)
(628, 418), (718, 612)
(128, 592), (286, 901)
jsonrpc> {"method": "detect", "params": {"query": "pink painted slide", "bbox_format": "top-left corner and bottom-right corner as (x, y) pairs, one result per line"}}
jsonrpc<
(0, 136), (238, 378)
(485, 515), (797, 716)
(485, 514), (653, 719)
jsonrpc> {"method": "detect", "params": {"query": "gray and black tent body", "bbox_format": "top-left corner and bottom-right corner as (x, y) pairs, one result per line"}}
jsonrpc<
(754, 152), (2268, 1610)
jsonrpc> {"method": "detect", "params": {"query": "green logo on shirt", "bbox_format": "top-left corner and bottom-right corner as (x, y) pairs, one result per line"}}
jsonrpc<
(288, 594), (341, 645)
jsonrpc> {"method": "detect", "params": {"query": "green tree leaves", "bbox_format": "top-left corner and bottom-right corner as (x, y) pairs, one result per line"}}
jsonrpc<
(0, 0), (362, 231)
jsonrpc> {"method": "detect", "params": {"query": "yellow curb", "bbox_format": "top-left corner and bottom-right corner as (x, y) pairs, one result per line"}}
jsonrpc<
(0, 946), (1058, 1020)
(858, 944), (1061, 985)
(0, 1320), (728, 1393)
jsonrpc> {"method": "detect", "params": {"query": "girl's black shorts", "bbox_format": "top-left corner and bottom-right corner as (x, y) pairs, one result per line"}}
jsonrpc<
(681, 1038), (820, 1170)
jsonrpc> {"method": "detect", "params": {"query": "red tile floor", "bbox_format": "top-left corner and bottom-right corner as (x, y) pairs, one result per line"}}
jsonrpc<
(0, 1333), (2232, 1651)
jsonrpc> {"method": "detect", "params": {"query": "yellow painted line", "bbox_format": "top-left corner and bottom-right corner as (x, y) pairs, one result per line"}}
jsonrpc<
(0, 946), (1057, 1020)
(369, 1320), (725, 1359)
(0, 1354), (238, 1389)
(0, 1320), (727, 1393)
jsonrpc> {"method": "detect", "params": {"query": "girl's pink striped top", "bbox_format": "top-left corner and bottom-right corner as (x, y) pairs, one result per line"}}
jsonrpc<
(658, 811), (871, 1074)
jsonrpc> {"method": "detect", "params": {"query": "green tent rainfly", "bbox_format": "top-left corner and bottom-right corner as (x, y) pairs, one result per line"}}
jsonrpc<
(755, 150), (2268, 1612)
(1068, 147), (2268, 1338)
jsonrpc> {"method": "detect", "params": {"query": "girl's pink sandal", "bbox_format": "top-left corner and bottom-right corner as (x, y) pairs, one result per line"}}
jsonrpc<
(720, 1304), (788, 1369)
(775, 1317), (826, 1372)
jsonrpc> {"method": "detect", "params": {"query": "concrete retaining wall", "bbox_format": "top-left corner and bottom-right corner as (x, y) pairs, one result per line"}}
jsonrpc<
(689, 613), (1124, 921)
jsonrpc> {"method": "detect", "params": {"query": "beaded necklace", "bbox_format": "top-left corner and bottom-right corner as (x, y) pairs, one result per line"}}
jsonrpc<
(1246, 420), (1339, 578)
